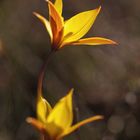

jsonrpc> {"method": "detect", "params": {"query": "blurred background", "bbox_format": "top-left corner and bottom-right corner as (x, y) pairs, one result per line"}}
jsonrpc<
(0, 0), (140, 140)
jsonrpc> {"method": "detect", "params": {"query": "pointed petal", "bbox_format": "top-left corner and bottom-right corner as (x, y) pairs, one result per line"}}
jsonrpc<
(46, 0), (64, 49)
(37, 95), (52, 123)
(33, 12), (53, 40)
(58, 115), (104, 138)
(54, 0), (63, 15)
(47, 89), (74, 130)
(71, 37), (117, 46)
(62, 7), (101, 44)
(47, 0), (63, 35)
(26, 117), (46, 133)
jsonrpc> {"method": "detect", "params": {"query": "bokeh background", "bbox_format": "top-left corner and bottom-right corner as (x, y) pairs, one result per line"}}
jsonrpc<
(0, 0), (140, 140)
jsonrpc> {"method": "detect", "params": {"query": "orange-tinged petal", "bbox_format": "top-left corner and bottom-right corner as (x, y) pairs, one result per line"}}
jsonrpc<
(47, 89), (74, 130)
(26, 117), (52, 139)
(47, 0), (63, 36)
(37, 95), (52, 123)
(62, 7), (101, 45)
(58, 115), (104, 138)
(71, 37), (117, 46)
(26, 117), (46, 133)
(54, 0), (63, 15)
(33, 12), (53, 40)
(46, 0), (64, 49)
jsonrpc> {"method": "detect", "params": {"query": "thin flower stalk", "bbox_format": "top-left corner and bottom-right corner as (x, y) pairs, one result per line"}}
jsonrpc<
(37, 51), (54, 98)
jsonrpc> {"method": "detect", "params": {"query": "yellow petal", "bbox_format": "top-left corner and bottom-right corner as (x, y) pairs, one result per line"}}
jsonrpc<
(37, 95), (52, 123)
(59, 115), (104, 138)
(54, 0), (63, 15)
(47, 89), (74, 130)
(71, 37), (117, 46)
(62, 7), (101, 45)
(33, 12), (53, 40)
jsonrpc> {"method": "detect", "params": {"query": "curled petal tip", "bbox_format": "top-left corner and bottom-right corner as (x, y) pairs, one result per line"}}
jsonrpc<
(45, 0), (50, 3)
(95, 6), (101, 15)
(114, 41), (119, 45)
(26, 117), (32, 123)
(33, 12), (42, 18)
(97, 6), (101, 13)
(97, 115), (104, 120)
(70, 88), (74, 93)
(105, 39), (118, 46)
(33, 12), (38, 16)
(110, 40), (118, 46)
(68, 88), (74, 96)
(98, 6), (102, 10)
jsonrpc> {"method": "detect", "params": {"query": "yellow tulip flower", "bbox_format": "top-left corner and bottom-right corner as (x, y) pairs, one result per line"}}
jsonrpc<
(34, 0), (117, 51)
(26, 89), (103, 140)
